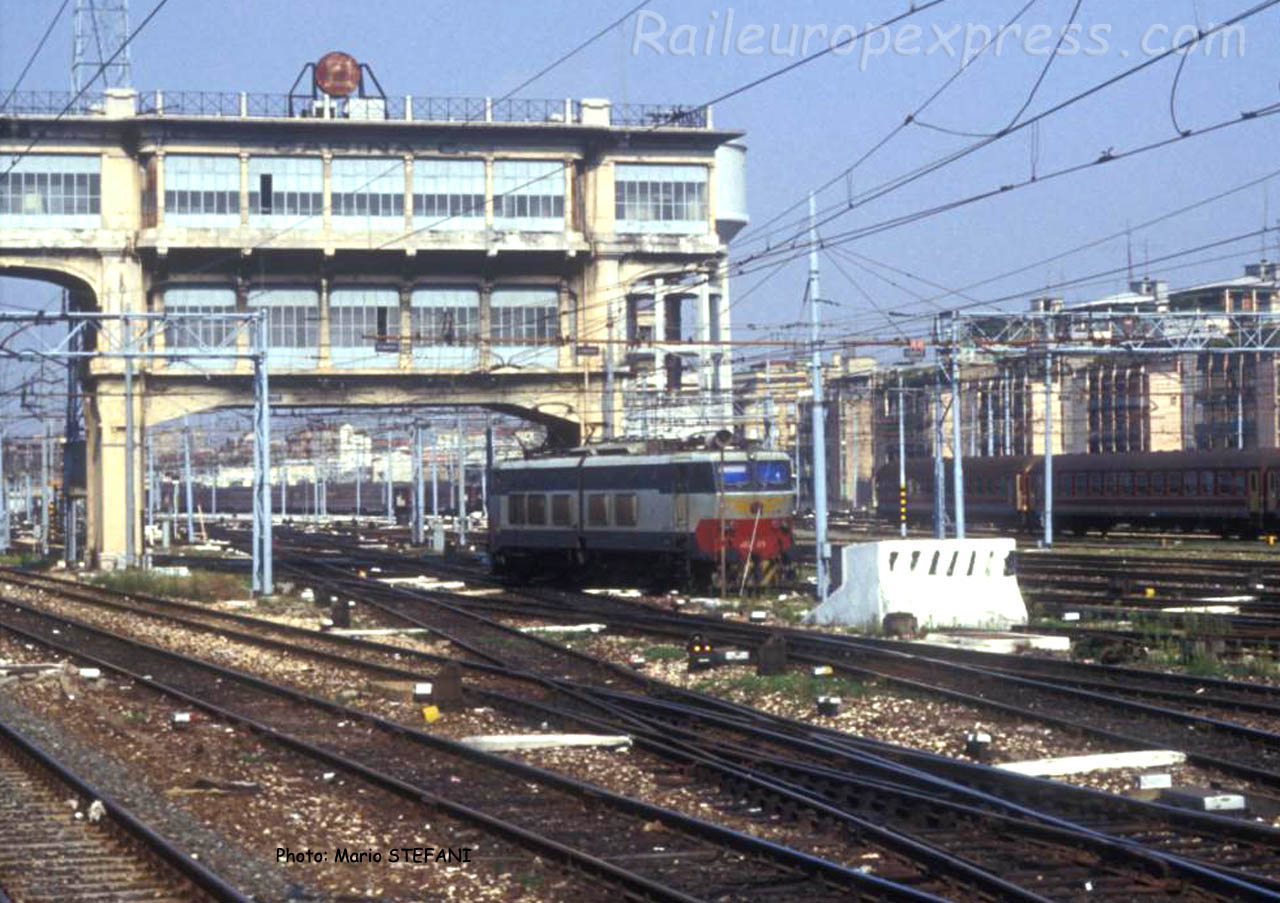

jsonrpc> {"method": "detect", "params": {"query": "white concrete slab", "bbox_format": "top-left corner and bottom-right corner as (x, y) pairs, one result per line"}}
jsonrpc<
(460, 734), (632, 752)
(998, 750), (1186, 777)
(518, 623), (607, 635)
(920, 632), (1072, 655)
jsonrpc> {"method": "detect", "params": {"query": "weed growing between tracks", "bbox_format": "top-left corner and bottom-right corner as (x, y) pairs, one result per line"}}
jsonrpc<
(87, 568), (250, 604)
(691, 671), (873, 706)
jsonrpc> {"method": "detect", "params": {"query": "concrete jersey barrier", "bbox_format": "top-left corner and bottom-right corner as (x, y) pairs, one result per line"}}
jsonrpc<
(806, 539), (1028, 631)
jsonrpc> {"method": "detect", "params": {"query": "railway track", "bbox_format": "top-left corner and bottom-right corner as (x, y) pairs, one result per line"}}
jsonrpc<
(0, 589), (960, 903)
(0, 700), (249, 903)
(3, 566), (1278, 900)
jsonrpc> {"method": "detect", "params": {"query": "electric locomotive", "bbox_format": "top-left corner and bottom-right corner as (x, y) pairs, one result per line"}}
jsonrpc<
(488, 435), (795, 591)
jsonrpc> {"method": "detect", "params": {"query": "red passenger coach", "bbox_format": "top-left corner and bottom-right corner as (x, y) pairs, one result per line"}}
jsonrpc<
(877, 449), (1280, 536)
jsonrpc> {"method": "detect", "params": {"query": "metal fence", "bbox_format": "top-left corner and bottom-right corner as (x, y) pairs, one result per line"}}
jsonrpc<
(0, 90), (708, 129)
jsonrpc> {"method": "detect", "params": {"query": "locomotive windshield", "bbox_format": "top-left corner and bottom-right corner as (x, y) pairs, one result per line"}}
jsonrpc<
(716, 460), (792, 490)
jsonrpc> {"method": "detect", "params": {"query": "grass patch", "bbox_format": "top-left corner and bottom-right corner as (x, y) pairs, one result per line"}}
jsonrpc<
(642, 645), (686, 661)
(0, 552), (57, 569)
(693, 670), (872, 705)
(88, 568), (249, 604)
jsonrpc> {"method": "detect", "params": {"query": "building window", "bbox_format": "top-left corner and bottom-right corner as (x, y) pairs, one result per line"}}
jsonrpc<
(248, 157), (323, 222)
(587, 494), (608, 526)
(492, 287), (559, 359)
(508, 494), (526, 525)
(0, 154), (100, 226)
(163, 286), (237, 370)
(493, 159), (564, 230)
(164, 155), (239, 225)
(551, 494), (573, 526)
(614, 163), (708, 233)
(410, 287), (478, 346)
(249, 286), (319, 367)
(526, 494), (547, 525)
(412, 159), (485, 229)
(330, 286), (399, 368)
(331, 158), (404, 228)
(614, 493), (638, 527)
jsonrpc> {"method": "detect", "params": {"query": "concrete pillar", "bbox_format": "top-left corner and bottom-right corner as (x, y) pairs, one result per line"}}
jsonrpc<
(479, 281), (493, 371)
(85, 379), (144, 568)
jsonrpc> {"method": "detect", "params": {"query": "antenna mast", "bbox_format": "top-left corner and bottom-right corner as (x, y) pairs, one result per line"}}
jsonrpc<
(72, 0), (133, 94)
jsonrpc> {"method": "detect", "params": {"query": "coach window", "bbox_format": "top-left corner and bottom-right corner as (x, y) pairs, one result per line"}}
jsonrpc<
(1152, 472), (1166, 495)
(587, 494), (609, 526)
(1135, 472), (1149, 495)
(508, 494), (526, 525)
(527, 494), (547, 525)
(1104, 473), (1116, 497)
(615, 493), (638, 527)
(1216, 471), (1232, 496)
(1183, 471), (1197, 496)
(1118, 472), (1132, 495)
(551, 494), (573, 527)
(1088, 473), (1102, 495)
(1200, 471), (1215, 497)
(1072, 474), (1085, 497)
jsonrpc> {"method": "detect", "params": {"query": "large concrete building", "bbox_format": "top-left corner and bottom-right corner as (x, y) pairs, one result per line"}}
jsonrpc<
(0, 75), (747, 566)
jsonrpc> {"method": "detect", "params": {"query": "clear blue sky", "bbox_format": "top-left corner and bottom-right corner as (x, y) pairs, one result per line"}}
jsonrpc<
(2, 0), (1279, 346)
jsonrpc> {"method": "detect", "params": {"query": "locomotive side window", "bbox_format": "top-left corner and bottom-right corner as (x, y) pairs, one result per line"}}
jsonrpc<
(755, 460), (791, 487)
(615, 493), (638, 527)
(551, 494), (573, 526)
(587, 494), (608, 526)
(508, 494), (526, 525)
(527, 494), (547, 525)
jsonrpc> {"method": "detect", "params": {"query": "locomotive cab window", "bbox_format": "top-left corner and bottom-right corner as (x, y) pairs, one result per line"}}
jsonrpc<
(508, 494), (526, 525)
(755, 460), (791, 488)
(527, 494), (547, 525)
(587, 493), (608, 526)
(718, 463), (751, 488)
(551, 494), (573, 526)
(615, 493), (638, 527)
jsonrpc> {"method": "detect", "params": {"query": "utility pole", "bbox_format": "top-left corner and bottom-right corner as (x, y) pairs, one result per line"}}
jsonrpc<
(182, 416), (195, 542)
(949, 320), (966, 540)
(384, 435), (393, 522)
(0, 431), (8, 553)
(456, 416), (467, 546)
(933, 374), (945, 539)
(412, 424), (423, 545)
(897, 374), (907, 538)
(430, 431), (439, 518)
(354, 441), (362, 521)
(145, 435), (154, 537)
(123, 313), (135, 567)
(808, 193), (829, 603)
(1044, 350), (1054, 547)
(280, 462), (288, 519)
(40, 423), (51, 557)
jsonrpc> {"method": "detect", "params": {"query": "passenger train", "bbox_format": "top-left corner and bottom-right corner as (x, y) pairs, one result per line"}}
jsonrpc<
(488, 436), (795, 590)
(876, 449), (1280, 536)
